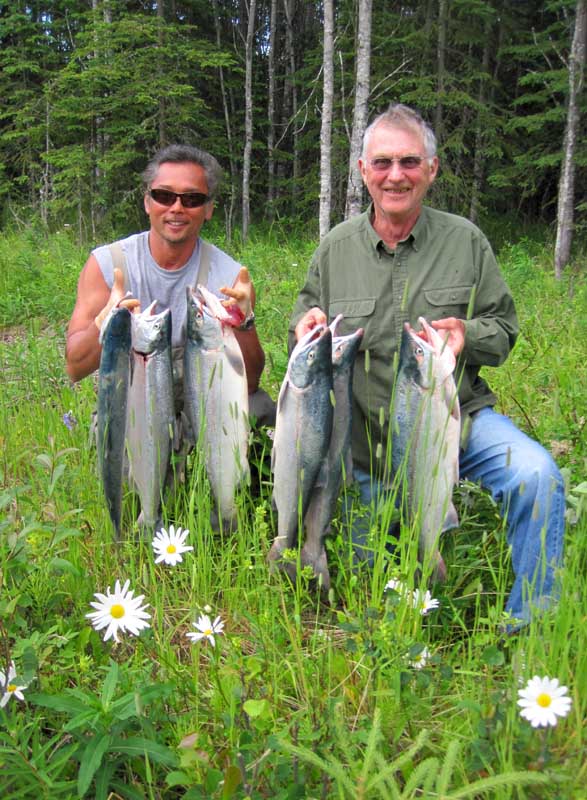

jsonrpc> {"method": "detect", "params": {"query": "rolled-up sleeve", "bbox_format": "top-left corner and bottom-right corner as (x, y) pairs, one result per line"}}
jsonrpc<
(461, 236), (518, 367)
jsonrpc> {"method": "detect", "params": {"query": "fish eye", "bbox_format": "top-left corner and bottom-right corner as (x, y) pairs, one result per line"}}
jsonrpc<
(307, 350), (315, 362)
(415, 345), (424, 356)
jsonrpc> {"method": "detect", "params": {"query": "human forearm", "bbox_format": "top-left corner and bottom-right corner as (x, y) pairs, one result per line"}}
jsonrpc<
(234, 328), (265, 393)
(65, 322), (102, 382)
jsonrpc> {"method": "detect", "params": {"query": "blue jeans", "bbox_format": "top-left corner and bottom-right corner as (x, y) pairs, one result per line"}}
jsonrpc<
(351, 407), (565, 627)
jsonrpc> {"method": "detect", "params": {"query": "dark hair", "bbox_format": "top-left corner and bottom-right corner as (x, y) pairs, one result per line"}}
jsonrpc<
(361, 104), (437, 159)
(142, 144), (223, 198)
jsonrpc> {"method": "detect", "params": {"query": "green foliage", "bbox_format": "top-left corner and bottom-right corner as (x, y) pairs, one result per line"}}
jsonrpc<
(0, 229), (586, 798)
(1, 1), (586, 233)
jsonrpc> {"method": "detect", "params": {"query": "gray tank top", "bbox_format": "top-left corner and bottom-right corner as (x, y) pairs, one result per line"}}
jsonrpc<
(93, 232), (241, 348)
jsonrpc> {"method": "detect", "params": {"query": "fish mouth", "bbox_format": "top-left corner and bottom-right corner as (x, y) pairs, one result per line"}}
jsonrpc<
(194, 284), (244, 328)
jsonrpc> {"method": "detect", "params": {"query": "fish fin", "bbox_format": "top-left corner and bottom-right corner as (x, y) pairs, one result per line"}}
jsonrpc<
(443, 382), (460, 421)
(224, 340), (246, 377)
(313, 457), (330, 489)
(442, 502), (459, 532)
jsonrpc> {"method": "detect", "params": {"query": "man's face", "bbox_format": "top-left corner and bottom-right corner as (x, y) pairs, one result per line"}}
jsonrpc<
(144, 161), (214, 246)
(359, 123), (438, 225)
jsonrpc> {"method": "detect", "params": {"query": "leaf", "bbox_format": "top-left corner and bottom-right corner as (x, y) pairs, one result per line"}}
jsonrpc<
(222, 765), (242, 799)
(48, 556), (82, 577)
(108, 736), (178, 767)
(165, 770), (192, 788)
(243, 698), (271, 719)
(28, 692), (89, 717)
(77, 733), (111, 798)
(481, 645), (505, 667)
(101, 661), (119, 711)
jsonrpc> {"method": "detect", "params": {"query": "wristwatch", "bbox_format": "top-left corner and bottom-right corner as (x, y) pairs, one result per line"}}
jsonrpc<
(239, 311), (255, 331)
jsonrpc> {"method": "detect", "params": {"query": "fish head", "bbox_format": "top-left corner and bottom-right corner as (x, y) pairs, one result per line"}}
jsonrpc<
(186, 285), (223, 348)
(131, 302), (172, 354)
(399, 317), (456, 390)
(99, 305), (132, 346)
(416, 317), (456, 382)
(186, 286), (205, 339)
(288, 325), (333, 389)
(195, 284), (244, 328)
(332, 326), (364, 373)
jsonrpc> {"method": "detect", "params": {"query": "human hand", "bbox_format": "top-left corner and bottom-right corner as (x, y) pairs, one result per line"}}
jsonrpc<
(220, 266), (253, 323)
(94, 268), (140, 331)
(295, 307), (327, 340)
(430, 317), (465, 356)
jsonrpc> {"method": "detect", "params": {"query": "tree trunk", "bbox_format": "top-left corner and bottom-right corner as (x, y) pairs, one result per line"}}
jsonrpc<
(212, 0), (237, 242)
(469, 13), (493, 224)
(242, 0), (256, 243)
(319, 0), (334, 237)
(283, 0), (299, 213)
(345, 0), (372, 219)
(157, 0), (167, 146)
(434, 0), (448, 142)
(266, 0), (277, 219)
(554, 0), (586, 278)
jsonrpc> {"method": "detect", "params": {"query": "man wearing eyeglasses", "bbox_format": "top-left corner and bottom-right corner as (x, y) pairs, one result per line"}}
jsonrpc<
(290, 104), (564, 631)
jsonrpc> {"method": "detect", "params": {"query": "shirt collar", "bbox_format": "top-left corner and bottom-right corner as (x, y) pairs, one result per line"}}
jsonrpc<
(364, 202), (428, 254)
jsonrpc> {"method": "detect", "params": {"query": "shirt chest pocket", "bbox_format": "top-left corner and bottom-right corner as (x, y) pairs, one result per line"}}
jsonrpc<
(328, 298), (376, 340)
(423, 285), (473, 317)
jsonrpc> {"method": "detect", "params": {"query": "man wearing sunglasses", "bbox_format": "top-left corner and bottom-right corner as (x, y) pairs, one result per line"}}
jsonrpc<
(289, 103), (564, 631)
(66, 142), (275, 434)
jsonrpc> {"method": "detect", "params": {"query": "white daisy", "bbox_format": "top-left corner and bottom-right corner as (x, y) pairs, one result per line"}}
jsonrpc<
(186, 613), (225, 647)
(0, 661), (27, 707)
(517, 676), (572, 728)
(152, 525), (193, 566)
(409, 647), (431, 670)
(86, 579), (151, 643)
(412, 589), (440, 615)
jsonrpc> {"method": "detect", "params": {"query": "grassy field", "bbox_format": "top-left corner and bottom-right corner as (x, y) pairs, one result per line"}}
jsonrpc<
(0, 225), (586, 799)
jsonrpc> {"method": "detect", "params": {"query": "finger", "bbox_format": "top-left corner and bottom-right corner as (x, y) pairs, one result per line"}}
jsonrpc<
(236, 266), (251, 284)
(220, 287), (244, 302)
(119, 298), (141, 313)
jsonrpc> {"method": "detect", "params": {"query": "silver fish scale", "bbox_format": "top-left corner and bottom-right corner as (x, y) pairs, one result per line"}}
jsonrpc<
(97, 306), (132, 538)
(269, 327), (334, 568)
(392, 318), (460, 582)
(126, 307), (175, 530)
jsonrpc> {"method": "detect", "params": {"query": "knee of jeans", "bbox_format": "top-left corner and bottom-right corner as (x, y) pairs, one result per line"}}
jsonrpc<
(507, 445), (563, 497)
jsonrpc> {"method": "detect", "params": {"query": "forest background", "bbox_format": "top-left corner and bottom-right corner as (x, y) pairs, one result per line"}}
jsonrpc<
(2, 1), (587, 798)
(1, 0), (586, 257)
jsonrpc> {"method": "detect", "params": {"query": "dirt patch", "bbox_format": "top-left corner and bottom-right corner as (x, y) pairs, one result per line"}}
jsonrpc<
(0, 325), (27, 344)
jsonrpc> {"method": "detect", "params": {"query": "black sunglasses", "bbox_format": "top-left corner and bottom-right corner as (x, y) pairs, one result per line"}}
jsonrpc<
(148, 188), (211, 208)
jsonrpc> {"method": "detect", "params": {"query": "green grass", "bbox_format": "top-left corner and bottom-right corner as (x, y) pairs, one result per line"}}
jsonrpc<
(0, 227), (586, 798)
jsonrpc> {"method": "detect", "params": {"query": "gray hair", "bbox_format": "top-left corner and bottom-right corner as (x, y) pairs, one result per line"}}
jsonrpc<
(361, 104), (437, 160)
(142, 144), (223, 198)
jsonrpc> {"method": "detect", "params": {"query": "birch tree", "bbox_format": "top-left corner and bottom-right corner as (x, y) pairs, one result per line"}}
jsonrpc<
(345, 0), (372, 219)
(319, 0), (334, 237)
(242, 0), (256, 243)
(554, 0), (586, 278)
(266, 0), (277, 219)
(212, 0), (237, 241)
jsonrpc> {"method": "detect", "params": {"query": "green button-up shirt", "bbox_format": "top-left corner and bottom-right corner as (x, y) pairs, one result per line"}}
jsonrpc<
(288, 205), (518, 475)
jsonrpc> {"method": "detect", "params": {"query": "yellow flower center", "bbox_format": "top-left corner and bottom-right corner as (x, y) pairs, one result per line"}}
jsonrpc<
(204, 629), (212, 636)
(166, 544), (177, 554)
(110, 604), (125, 619)
(7, 684), (17, 693)
(537, 693), (552, 708)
